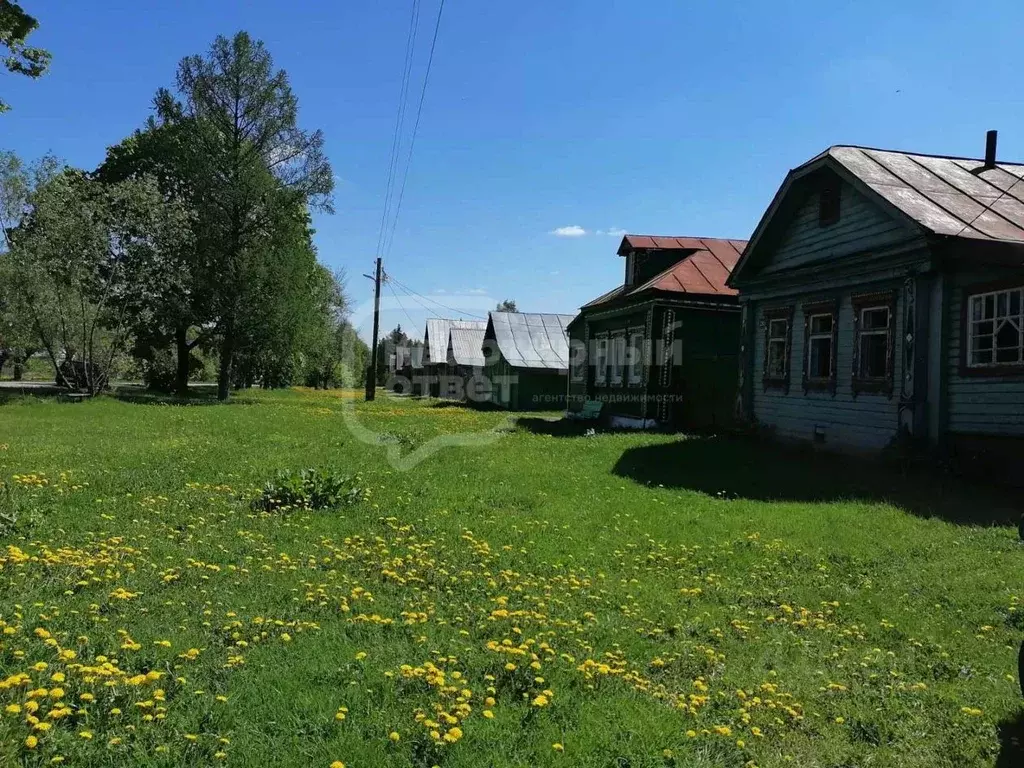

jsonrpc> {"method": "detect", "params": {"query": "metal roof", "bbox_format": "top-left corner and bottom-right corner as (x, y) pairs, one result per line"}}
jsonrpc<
(447, 327), (487, 368)
(486, 312), (576, 371)
(729, 144), (1024, 288)
(423, 318), (486, 365)
(826, 146), (1024, 242)
(582, 236), (747, 309)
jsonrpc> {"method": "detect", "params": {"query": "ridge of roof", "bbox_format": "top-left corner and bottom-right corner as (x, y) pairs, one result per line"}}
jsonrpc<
(826, 144), (1024, 167)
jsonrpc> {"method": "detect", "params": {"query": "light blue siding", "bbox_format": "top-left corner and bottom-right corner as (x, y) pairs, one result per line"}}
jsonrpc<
(946, 271), (1024, 436)
(751, 288), (903, 451)
(762, 180), (917, 274)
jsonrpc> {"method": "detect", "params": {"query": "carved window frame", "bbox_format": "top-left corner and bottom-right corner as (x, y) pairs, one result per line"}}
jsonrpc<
(801, 299), (838, 394)
(851, 290), (897, 397)
(762, 306), (793, 392)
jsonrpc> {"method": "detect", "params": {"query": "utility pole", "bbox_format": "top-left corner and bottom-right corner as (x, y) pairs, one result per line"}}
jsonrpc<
(365, 257), (383, 401)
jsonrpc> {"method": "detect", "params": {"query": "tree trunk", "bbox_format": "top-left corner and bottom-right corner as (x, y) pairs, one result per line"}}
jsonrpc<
(12, 362), (22, 381)
(175, 324), (190, 397)
(217, 325), (234, 401)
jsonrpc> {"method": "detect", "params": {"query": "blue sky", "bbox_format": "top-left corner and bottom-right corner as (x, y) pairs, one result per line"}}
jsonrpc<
(4, 0), (1024, 340)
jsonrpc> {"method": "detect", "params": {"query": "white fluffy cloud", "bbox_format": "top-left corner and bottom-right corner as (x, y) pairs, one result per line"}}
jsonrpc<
(551, 225), (628, 238)
(550, 225), (587, 237)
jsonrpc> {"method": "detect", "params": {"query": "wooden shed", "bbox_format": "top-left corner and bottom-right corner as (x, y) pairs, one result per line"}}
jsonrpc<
(729, 137), (1024, 460)
(482, 312), (575, 410)
(567, 235), (746, 428)
(444, 325), (487, 400)
(421, 318), (486, 397)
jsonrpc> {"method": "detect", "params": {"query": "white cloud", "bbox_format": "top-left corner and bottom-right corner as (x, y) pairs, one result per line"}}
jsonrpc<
(604, 227), (627, 237)
(550, 225), (587, 237)
(466, 288), (487, 295)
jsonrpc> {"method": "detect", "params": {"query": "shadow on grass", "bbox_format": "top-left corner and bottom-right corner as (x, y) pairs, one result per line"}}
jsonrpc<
(111, 386), (256, 407)
(997, 710), (1024, 768)
(430, 399), (502, 412)
(612, 435), (1022, 526)
(515, 416), (600, 437)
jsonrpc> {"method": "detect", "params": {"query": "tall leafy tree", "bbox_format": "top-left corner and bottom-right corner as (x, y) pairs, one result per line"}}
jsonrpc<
(496, 299), (517, 312)
(1, 1), (50, 113)
(8, 170), (192, 393)
(98, 122), (210, 395)
(156, 31), (334, 399)
(0, 149), (58, 378)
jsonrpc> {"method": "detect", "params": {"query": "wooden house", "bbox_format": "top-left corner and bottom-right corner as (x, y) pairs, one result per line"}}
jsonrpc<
(444, 325), (487, 400)
(482, 312), (575, 410)
(567, 235), (746, 428)
(728, 136), (1024, 457)
(422, 318), (486, 397)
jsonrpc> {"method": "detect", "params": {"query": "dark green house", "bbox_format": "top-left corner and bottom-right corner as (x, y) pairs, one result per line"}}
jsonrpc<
(567, 235), (746, 428)
(482, 311), (575, 410)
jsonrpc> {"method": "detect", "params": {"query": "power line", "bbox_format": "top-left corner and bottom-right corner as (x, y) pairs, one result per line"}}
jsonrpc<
(392, 280), (444, 319)
(388, 275), (488, 320)
(385, 276), (419, 331)
(375, 0), (421, 260)
(384, 0), (447, 258)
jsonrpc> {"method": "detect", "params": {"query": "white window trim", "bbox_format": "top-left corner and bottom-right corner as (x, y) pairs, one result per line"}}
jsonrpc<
(609, 331), (626, 386)
(966, 286), (1024, 368)
(594, 333), (609, 387)
(806, 312), (834, 380)
(856, 305), (891, 380)
(766, 317), (789, 380)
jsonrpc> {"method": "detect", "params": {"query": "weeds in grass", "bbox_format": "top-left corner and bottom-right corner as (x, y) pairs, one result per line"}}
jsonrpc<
(251, 468), (365, 513)
(0, 390), (1020, 767)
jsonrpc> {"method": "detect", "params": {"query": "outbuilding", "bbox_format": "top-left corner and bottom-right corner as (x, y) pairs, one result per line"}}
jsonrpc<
(422, 318), (486, 397)
(482, 312), (575, 410)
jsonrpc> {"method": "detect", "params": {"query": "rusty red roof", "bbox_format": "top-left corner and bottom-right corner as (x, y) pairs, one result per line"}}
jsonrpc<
(583, 236), (746, 309)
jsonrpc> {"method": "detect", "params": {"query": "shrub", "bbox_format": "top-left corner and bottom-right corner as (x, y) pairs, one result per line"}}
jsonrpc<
(251, 468), (365, 513)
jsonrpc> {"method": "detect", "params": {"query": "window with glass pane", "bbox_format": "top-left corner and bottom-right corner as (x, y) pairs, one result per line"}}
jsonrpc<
(766, 317), (789, 379)
(857, 306), (890, 379)
(627, 330), (644, 384)
(594, 335), (608, 386)
(807, 313), (834, 380)
(968, 287), (1024, 367)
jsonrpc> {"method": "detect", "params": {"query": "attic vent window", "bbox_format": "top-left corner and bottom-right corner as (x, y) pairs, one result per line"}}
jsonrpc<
(818, 185), (840, 227)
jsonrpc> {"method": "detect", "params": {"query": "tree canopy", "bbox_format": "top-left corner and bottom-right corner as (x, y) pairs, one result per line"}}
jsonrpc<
(0, 1), (50, 112)
(0, 30), (358, 396)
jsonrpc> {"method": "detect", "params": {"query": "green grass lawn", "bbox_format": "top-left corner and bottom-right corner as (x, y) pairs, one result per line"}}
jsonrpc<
(1, 388), (1022, 767)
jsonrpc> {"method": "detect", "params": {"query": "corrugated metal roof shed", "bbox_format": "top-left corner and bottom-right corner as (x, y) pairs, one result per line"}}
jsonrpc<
(448, 327), (486, 367)
(487, 312), (575, 371)
(424, 318), (486, 365)
(582, 236), (747, 309)
(825, 146), (1024, 242)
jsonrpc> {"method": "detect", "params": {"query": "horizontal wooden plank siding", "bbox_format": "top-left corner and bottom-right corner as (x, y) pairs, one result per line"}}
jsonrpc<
(751, 286), (903, 451)
(763, 181), (915, 274)
(946, 270), (1024, 436)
